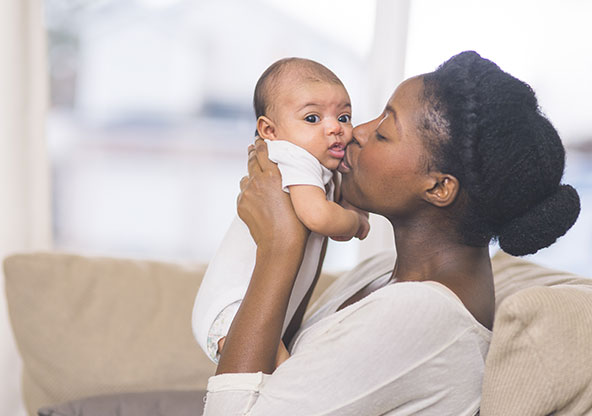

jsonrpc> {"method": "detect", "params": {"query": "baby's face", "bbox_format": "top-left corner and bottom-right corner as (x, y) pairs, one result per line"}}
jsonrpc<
(268, 80), (353, 171)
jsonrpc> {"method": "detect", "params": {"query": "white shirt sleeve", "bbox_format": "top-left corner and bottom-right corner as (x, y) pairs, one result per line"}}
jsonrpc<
(203, 282), (490, 416)
(265, 139), (333, 193)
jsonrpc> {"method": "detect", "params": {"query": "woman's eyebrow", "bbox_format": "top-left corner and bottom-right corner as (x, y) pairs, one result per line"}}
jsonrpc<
(385, 104), (397, 119)
(384, 104), (401, 133)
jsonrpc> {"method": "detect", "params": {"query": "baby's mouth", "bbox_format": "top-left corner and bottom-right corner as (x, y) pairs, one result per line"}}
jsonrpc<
(328, 143), (345, 159)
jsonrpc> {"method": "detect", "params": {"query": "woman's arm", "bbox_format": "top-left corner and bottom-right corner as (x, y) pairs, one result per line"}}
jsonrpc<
(216, 139), (309, 375)
(206, 281), (485, 416)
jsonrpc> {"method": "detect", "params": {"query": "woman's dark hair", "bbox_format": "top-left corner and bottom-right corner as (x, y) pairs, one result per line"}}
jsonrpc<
(421, 51), (580, 256)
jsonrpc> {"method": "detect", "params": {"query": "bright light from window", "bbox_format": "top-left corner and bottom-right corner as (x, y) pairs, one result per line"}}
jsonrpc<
(260, 0), (376, 57)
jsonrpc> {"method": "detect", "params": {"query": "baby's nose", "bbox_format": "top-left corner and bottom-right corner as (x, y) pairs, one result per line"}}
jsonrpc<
(325, 118), (343, 136)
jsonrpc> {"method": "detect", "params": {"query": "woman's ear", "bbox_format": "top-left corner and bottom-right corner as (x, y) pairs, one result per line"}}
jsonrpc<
(423, 173), (459, 207)
(256, 116), (277, 140)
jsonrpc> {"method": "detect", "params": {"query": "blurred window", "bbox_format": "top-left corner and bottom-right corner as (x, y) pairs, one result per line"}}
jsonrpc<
(45, 0), (376, 270)
(45, 0), (591, 275)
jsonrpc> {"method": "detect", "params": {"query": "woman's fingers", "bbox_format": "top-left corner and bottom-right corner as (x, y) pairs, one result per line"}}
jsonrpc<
(238, 138), (307, 248)
(239, 175), (249, 192)
(254, 138), (277, 172)
(248, 143), (262, 175)
(247, 139), (279, 176)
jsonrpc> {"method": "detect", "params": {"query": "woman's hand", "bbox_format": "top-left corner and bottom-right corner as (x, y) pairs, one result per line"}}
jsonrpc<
(238, 139), (308, 251)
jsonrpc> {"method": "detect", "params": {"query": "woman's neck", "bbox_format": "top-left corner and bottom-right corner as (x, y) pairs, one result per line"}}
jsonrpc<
(390, 221), (495, 329)
(389, 217), (486, 279)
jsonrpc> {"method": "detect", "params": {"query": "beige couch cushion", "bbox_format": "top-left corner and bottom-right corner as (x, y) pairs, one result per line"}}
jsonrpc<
(491, 250), (592, 308)
(4, 251), (338, 415)
(4, 252), (215, 415)
(482, 252), (592, 415)
(6, 250), (592, 415)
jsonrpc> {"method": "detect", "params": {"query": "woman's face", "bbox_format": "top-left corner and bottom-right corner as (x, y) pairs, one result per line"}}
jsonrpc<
(339, 76), (434, 218)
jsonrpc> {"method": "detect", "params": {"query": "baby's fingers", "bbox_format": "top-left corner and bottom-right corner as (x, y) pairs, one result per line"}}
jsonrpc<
(356, 216), (371, 240)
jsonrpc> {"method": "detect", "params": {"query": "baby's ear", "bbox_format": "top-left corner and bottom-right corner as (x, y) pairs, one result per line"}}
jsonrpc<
(256, 116), (277, 140)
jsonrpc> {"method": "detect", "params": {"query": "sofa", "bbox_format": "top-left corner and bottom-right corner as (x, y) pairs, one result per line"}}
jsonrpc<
(4, 250), (592, 416)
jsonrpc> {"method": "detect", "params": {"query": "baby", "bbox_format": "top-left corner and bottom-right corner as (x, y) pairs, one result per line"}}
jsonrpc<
(192, 58), (369, 363)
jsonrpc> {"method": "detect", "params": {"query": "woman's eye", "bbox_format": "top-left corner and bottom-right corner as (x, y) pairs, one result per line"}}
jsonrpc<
(305, 115), (320, 123)
(338, 114), (352, 123)
(375, 132), (386, 141)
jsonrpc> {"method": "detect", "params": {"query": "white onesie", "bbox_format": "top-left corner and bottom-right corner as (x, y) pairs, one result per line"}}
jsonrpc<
(192, 139), (334, 362)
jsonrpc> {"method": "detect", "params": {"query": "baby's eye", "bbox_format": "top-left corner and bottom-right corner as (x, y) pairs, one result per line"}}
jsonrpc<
(338, 114), (352, 123)
(305, 114), (320, 123)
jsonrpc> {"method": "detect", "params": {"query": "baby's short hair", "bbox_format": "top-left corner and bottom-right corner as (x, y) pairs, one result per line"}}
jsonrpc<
(253, 57), (345, 119)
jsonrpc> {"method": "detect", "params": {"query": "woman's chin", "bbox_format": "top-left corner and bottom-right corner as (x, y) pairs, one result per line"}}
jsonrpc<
(340, 187), (360, 208)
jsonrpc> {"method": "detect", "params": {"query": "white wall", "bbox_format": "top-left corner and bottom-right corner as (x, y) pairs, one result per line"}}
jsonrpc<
(405, 0), (592, 146)
(0, 1), (52, 415)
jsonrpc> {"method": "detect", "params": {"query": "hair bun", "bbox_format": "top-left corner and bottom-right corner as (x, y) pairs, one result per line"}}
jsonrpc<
(498, 184), (581, 256)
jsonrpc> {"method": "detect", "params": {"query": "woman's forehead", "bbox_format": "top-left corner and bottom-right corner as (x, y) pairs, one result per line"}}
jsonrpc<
(388, 76), (424, 108)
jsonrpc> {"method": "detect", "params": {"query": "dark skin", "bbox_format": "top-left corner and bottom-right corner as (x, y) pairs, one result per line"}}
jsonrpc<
(337, 76), (494, 327)
(216, 75), (495, 376)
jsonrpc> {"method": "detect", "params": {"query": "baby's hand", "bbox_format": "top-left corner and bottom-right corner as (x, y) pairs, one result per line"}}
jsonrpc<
(355, 212), (370, 240)
(331, 200), (370, 241)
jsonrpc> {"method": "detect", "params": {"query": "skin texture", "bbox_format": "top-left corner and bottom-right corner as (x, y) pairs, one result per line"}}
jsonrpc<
(339, 76), (494, 327)
(217, 75), (495, 377)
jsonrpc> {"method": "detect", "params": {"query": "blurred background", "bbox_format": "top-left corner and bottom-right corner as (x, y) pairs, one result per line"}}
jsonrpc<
(1, 0), (591, 414)
(44, 0), (592, 273)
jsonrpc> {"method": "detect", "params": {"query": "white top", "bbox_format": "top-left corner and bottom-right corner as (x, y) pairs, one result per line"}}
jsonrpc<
(203, 252), (492, 416)
(192, 140), (334, 362)
(266, 139), (333, 193)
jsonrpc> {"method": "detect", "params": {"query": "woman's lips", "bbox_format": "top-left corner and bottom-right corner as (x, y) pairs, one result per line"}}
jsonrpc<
(338, 148), (352, 173)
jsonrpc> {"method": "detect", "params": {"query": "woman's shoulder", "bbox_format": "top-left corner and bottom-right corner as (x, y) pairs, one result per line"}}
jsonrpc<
(365, 280), (491, 336)
(356, 280), (473, 319)
(299, 279), (490, 351)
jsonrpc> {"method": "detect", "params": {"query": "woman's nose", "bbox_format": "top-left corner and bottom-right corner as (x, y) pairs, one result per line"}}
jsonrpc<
(352, 121), (371, 146)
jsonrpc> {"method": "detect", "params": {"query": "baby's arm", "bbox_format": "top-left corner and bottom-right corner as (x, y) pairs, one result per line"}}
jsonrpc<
(289, 185), (366, 239)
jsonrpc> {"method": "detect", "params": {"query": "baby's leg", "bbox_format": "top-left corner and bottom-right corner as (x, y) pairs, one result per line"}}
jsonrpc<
(192, 215), (257, 362)
(192, 217), (325, 363)
(281, 231), (326, 335)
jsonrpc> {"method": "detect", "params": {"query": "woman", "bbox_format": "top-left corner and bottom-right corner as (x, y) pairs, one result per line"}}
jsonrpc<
(203, 51), (580, 415)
